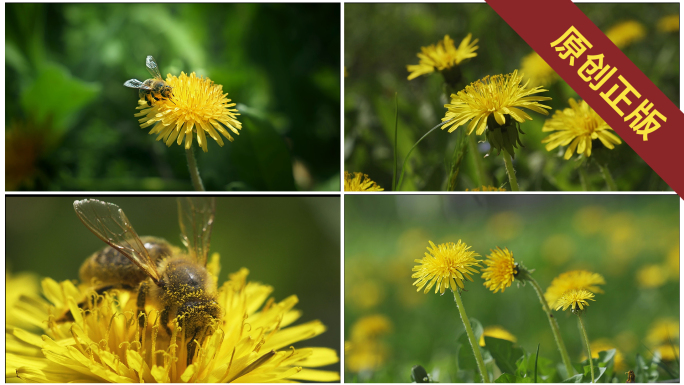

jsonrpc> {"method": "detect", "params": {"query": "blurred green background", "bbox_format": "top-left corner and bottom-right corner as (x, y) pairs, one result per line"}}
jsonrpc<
(345, 195), (679, 382)
(344, 3), (679, 191)
(6, 195), (340, 373)
(6, 3), (340, 191)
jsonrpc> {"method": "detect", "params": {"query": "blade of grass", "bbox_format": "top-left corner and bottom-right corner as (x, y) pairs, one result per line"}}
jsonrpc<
(534, 343), (540, 383)
(397, 118), (454, 190)
(392, 92), (398, 191)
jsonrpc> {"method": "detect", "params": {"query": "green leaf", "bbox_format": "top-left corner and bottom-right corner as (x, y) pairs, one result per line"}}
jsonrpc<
(20, 62), (100, 134)
(495, 373), (533, 383)
(561, 373), (584, 383)
(486, 337), (524, 375)
(229, 112), (296, 191)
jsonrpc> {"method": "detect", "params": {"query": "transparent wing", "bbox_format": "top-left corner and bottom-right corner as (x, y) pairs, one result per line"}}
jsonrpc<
(73, 199), (161, 283)
(146, 55), (163, 80)
(177, 197), (215, 266)
(124, 79), (151, 89)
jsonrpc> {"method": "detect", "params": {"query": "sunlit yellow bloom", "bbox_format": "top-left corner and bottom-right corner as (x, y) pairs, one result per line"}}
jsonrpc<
(545, 270), (605, 308)
(580, 339), (626, 370)
(605, 20), (646, 49)
(7, 265), (339, 383)
(407, 34), (479, 80)
(486, 211), (523, 241)
(466, 186), (506, 191)
(555, 289), (595, 312)
(344, 171), (384, 191)
(540, 234), (575, 266)
(666, 246), (679, 281)
(655, 344), (680, 361)
(478, 325), (517, 346)
(542, 98), (622, 159)
(520, 52), (558, 87)
(658, 14), (680, 33)
(135, 72), (242, 153)
(412, 240), (482, 294)
(442, 70), (551, 135)
(637, 264), (668, 288)
(481, 247), (517, 293)
(344, 340), (388, 374)
(5, 271), (40, 330)
(349, 315), (392, 344)
(646, 318), (679, 346)
(345, 315), (392, 373)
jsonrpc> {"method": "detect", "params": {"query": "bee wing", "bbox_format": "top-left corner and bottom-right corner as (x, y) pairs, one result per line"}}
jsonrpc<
(146, 55), (163, 80)
(124, 79), (151, 90)
(74, 199), (161, 283)
(177, 197), (215, 266)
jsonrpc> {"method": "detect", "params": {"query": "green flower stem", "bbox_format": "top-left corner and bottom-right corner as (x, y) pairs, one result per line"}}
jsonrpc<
(578, 166), (591, 191)
(452, 289), (490, 383)
(502, 151), (519, 191)
(578, 315), (595, 383)
(469, 134), (489, 187)
(597, 163), (617, 191)
(185, 145), (205, 191)
(527, 277), (575, 379)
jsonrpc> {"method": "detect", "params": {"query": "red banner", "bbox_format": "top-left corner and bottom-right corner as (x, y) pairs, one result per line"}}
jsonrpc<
(486, 0), (682, 197)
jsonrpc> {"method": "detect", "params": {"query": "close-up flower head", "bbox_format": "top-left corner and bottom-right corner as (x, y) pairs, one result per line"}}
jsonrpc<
(344, 171), (384, 192)
(481, 247), (518, 293)
(544, 269), (606, 308)
(412, 240), (482, 294)
(441, 70), (552, 135)
(407, 34), (479, 82)
(541, 98), (622, 160)
(136, 71), (242, 153)
(7, 269), (339, 383)
(554, 288), (596, 313)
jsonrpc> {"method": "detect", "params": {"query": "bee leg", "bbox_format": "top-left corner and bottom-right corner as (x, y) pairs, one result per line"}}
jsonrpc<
(186, 331), (199, 365)
(137, 281), (149, 333)
(160, 307), (172, 337)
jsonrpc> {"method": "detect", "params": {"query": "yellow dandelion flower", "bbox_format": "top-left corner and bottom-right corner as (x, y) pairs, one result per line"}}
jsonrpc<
(637, 264), (668, 288)
(349, 314), (393, 342)
(412, 240), (482, 294)
(542, 98), (622, 159)
(135, 72), (242, 153)
(646, 318), (679, 346)
(7, 266), (339, 383)
(345, 315), (392, 374)
(478, 325), (518, 346)
(555, 288), (595, 312)
(658, 14), (679, 33)
(545, 270), (605, 308)
(5, 270), (40, 330)
(605, 20), (646, 49)
(520, 52), (558, 87)
(466, 186), (506, 191)
(344, 171), (384, 191)
(580, 339), (626, 370)
(655, 344), (680, 361)
(481, 247), (518, 293)
(442, 70), (552, 135)
(407, 34), (479, 81)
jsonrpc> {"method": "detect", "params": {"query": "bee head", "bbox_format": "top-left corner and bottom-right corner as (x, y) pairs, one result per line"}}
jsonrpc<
(161, 84), (173, 99)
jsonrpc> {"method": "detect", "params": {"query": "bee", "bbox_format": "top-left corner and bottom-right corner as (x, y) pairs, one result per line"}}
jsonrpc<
(124, 55), (173, 106)
(625, 370), (635, 383)
(70, 197), (221, 364)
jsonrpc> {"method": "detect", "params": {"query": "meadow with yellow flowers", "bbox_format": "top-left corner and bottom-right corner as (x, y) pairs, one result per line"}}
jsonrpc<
(344, 3), (678, 191)
(345, 195), (679, 382)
